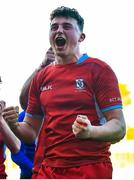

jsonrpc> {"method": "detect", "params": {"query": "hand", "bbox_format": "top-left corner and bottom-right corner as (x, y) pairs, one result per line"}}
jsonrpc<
(38, 47), (55, 71)
(2, 106), (19, 129)
(72, 115), (92, 139)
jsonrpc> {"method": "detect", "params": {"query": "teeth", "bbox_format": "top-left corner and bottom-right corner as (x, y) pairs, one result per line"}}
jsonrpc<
(55, 37), (66, 46)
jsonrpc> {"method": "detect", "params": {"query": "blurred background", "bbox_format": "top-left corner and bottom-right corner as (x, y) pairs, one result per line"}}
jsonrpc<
(0, 0), (133, 179)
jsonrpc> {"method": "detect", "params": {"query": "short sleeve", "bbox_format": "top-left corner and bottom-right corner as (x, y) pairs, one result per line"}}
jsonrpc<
(94, 64), (122, 111)
(26, 73), (44, 118)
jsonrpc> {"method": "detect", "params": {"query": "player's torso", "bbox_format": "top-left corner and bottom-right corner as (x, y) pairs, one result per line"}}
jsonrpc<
(40, 60), (97, 120)
(35, 58), (111, 166)
(38, 60), (106, 148)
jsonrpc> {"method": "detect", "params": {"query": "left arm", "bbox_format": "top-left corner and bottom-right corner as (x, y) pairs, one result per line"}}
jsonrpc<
(72, 108), (126, 143)
(91, 108), (126, 142)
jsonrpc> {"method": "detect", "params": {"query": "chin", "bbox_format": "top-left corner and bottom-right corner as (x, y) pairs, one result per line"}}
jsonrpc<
(56, 52), (65, 57)
(55, 49), (65, 55)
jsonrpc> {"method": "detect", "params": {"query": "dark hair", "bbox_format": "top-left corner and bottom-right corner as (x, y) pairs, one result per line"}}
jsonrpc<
(50, 6), (84, 32)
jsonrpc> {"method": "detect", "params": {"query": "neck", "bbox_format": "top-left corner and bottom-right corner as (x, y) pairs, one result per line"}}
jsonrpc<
(54, 52), (82, 65)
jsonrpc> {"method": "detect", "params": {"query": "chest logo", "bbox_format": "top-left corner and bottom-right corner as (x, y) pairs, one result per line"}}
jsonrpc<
(75, 79), (85, 89)
(40, 85), (52, 91)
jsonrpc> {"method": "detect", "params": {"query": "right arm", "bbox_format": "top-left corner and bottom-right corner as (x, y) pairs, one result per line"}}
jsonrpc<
(3, 48), (54, 143)
(2, 106), (42, 144)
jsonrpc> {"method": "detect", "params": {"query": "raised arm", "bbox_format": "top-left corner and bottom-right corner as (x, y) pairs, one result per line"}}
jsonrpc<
(20, 47), (55, 110)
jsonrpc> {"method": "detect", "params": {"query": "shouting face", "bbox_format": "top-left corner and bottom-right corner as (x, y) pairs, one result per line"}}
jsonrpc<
(49, 17), (85, 58)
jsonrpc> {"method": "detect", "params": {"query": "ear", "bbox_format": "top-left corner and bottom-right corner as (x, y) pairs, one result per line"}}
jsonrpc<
(78, 33), (86, 42)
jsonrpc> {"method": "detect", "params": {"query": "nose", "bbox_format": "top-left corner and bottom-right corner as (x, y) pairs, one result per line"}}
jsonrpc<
(57, 25), (64, 33)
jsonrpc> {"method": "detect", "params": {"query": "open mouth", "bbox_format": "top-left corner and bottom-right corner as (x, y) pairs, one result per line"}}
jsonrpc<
(55, 37), (66, 46)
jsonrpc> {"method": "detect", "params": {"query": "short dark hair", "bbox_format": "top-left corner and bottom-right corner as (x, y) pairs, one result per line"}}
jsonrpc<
(50, 6), (84, 32)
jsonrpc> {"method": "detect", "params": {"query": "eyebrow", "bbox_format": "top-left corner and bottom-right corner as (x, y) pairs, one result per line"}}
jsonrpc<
(51, 22), (73, 26)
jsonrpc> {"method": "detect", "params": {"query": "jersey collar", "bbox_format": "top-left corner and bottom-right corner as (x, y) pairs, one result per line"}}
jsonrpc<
(77, 53), (89, 64)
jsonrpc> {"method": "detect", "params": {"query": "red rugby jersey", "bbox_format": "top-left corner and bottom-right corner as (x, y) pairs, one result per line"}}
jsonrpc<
(27, 55), (122, 167)
(0, 134), (7, 178)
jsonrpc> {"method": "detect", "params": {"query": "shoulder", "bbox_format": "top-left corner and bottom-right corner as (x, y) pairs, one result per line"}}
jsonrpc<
(85, 57), (115, 75)
(35, 63), (54, 80)
(83, 57), (118, 83)
(30, 64), (55, 91)
(85, 57), (111, 69)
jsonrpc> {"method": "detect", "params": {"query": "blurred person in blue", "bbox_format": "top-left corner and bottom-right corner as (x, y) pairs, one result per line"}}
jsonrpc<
(10, 110), (35, 179)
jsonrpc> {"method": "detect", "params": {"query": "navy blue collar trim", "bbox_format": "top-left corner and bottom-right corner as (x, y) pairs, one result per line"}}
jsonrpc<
(77, 53), (89, 64)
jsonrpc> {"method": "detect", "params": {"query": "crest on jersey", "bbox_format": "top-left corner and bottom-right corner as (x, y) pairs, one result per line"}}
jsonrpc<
(75, 79), (85, 89)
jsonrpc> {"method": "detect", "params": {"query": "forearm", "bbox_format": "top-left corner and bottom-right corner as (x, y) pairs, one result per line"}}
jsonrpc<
(73, 112), (126, 143)
(90, 118), (126, 142)
(0, 115), (21, 153)
(3, 106), (41, 144)
(9, 121), (37, 144)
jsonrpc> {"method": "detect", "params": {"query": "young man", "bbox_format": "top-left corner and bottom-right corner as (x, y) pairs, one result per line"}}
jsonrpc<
(3, 6), (126, 179)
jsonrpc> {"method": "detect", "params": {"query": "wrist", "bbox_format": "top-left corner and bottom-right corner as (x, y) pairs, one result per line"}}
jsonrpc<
(88, 125), (94, 138)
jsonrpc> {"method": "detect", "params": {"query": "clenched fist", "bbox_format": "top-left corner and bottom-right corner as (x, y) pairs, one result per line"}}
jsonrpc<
(2, 106), (19, 129)
(72, 115), (92, 139)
